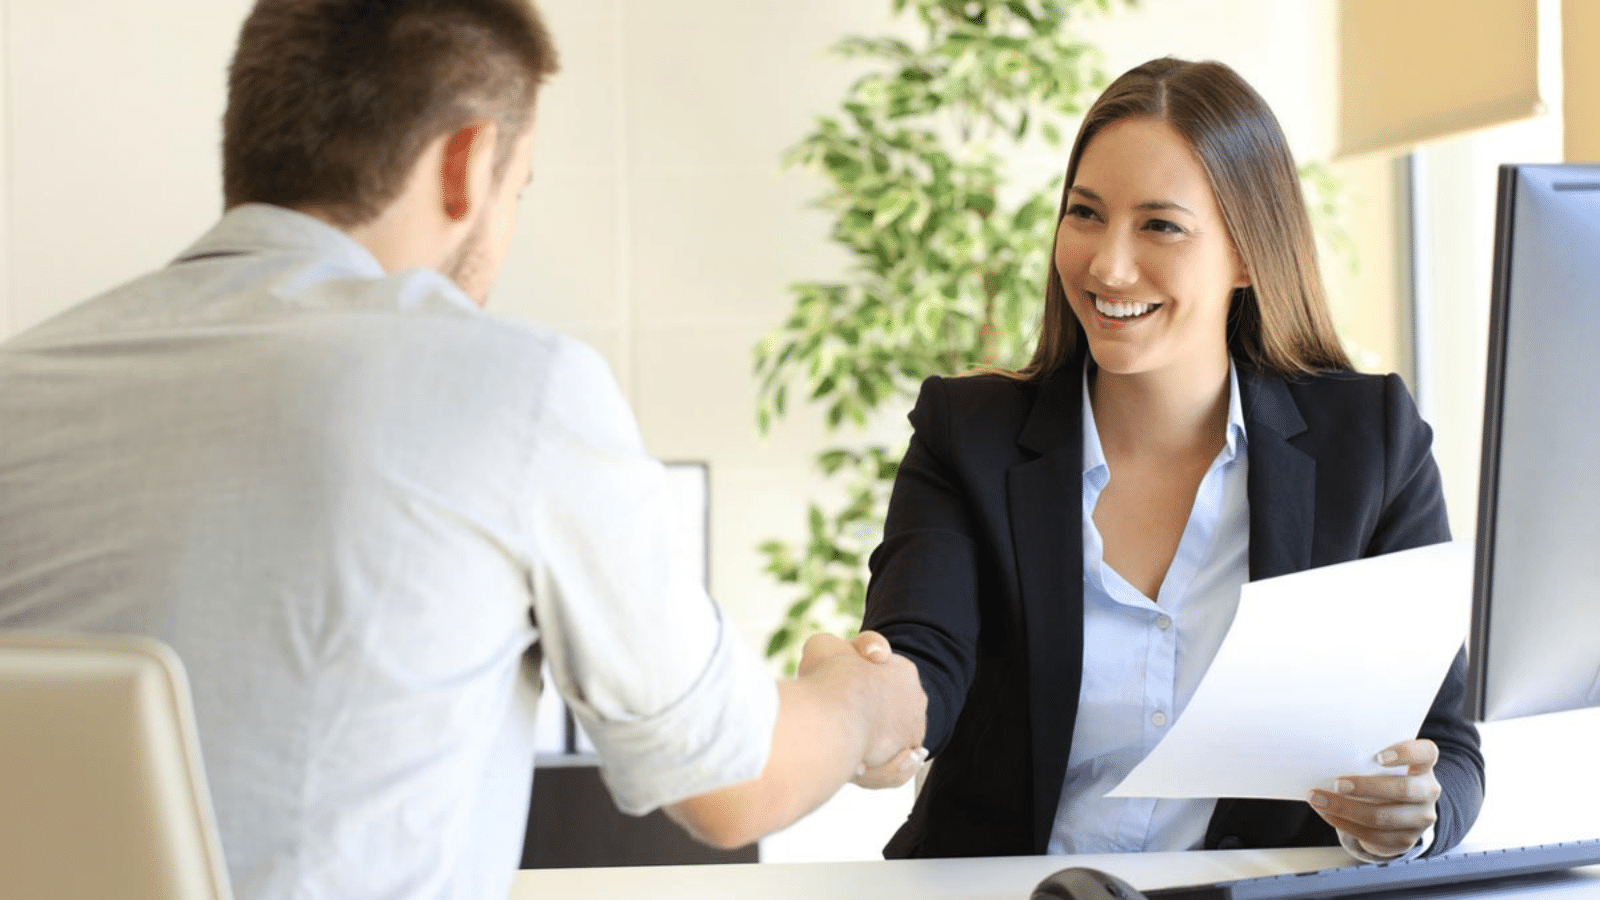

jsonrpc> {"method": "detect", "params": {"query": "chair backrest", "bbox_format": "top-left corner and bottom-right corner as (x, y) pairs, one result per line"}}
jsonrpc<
(0, 631), (233, 900)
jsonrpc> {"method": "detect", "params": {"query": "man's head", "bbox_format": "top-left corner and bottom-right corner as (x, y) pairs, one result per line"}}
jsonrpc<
(222, 0), (559, 302)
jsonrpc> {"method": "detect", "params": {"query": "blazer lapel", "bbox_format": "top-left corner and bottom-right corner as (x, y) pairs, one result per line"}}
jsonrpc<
(1240, 369), (1315, 579)
(1007, 367), (1085, 852)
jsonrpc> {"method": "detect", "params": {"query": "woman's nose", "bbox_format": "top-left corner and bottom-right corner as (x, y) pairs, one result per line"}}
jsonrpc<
(1088, 228), (1137, 289)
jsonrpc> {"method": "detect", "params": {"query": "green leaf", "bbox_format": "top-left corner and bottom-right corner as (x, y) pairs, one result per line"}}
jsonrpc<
(873, 190), (916, 228)
(817, 448), (852, 474)
(766, 627), (795, 658)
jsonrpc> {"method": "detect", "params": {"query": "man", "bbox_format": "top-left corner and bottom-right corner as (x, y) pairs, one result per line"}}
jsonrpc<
(0, 2), (925, 899)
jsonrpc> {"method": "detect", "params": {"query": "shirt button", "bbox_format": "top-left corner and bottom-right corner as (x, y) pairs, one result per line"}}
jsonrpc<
(1152, 711), (1168, 727)
(1156, 615), (1172, 630)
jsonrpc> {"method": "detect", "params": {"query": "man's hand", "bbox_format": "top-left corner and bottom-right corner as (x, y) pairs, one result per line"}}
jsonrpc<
(664, 629), (928, 849)
(848, 630), (928, 788)
(1309, 739), (1441, 859)
(795, 631), (927, 790)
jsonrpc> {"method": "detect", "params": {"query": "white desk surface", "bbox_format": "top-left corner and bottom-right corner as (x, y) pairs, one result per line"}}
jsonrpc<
(510, 847), (1600, 900)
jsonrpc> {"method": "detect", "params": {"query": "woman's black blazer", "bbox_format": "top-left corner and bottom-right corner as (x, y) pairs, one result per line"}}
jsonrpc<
(863, 362), (1485, 859)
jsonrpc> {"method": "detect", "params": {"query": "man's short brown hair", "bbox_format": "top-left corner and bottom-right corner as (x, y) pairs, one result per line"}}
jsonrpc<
(223, 0), (558, 227)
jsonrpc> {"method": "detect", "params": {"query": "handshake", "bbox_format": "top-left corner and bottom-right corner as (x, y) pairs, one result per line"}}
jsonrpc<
(666, 627), (929, 849)
(797, 630), (930, 790)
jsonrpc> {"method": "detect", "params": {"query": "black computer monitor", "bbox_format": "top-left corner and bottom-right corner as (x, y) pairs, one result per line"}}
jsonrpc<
(1468, 162), (1600, 722)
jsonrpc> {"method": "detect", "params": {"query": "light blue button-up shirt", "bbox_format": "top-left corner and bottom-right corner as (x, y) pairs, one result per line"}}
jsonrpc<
(1048, 363), (1250, 854)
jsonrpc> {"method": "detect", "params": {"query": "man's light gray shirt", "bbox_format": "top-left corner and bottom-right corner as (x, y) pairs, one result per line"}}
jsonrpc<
(0, 204), (778, 900)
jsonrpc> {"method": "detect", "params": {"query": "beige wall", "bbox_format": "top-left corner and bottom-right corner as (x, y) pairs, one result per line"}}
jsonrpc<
(2, 2), (243, 331)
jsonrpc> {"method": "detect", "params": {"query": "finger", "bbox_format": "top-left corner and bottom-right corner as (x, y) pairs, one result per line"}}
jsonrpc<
(851, 630), (893, 663)
(1309, 789), (1437, 835)
(1376, 738), (1439, 776)
(1310, 804), (1427, 859)
(852, 746), (927, 790)
(1329, 774), (1441, 805)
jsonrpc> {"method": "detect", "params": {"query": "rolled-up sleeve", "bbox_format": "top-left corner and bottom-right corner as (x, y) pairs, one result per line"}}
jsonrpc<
(518, 338), (778, 816)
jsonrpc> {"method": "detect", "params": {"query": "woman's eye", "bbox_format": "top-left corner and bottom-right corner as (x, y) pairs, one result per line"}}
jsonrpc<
(1065, 203), (1100, 221)
(1144, 218), (1185, 234)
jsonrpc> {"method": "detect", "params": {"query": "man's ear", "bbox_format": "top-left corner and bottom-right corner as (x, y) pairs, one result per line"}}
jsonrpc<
(439, 119), (499, 224)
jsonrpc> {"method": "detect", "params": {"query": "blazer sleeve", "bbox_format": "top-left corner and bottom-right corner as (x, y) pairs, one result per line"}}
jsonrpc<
(1373, 373), (1486, 856)
(862, 376), (984, 756)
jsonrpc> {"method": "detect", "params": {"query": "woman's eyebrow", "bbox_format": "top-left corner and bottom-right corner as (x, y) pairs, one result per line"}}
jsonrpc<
(1068, 185), (1196, 217)
(1137, 199), (1197, 216)
(1067, 185), (1104, 204)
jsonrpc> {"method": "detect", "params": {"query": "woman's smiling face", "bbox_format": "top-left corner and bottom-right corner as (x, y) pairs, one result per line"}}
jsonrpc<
(1053, 115), (1251, 383)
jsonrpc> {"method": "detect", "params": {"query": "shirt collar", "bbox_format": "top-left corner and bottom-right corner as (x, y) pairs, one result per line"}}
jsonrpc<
(1080, 359), (1249, 478)
(1081, 364), (1109, 479)
(171, 203), (387, 280)
(1221, 361), (1248, 460)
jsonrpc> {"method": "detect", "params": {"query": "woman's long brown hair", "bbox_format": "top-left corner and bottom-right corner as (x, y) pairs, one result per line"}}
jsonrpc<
(1003, 57), (1352, 380)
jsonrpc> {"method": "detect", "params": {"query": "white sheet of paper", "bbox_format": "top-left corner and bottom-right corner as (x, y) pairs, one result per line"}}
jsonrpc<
(1107, 540), (1473, 800)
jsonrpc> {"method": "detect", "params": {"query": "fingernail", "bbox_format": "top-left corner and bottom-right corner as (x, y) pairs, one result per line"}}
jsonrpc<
(1335, 779), (1354, 794)
(1309, 792), (1328, 809)
(914, 747), (929, 762)
(856, 764), (866, 777)
(1378, 750), (1398, 765)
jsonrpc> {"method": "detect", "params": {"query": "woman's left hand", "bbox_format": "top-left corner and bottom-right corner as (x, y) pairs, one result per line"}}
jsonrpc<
(1308, 738), (1441, 859)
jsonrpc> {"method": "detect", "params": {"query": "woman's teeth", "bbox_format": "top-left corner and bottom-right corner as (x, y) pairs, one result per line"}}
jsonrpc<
(1093, 296), (1159, 319)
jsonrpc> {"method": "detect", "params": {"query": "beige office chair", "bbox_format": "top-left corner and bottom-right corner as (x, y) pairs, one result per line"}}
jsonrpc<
(0, 631), (233, 900)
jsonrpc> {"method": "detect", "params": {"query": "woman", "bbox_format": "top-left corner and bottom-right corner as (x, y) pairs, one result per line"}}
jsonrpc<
(861, 57), (1484, 861)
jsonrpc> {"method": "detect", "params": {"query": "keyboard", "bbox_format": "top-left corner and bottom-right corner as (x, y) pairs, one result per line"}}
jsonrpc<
(1142, 838), (1600, 900)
